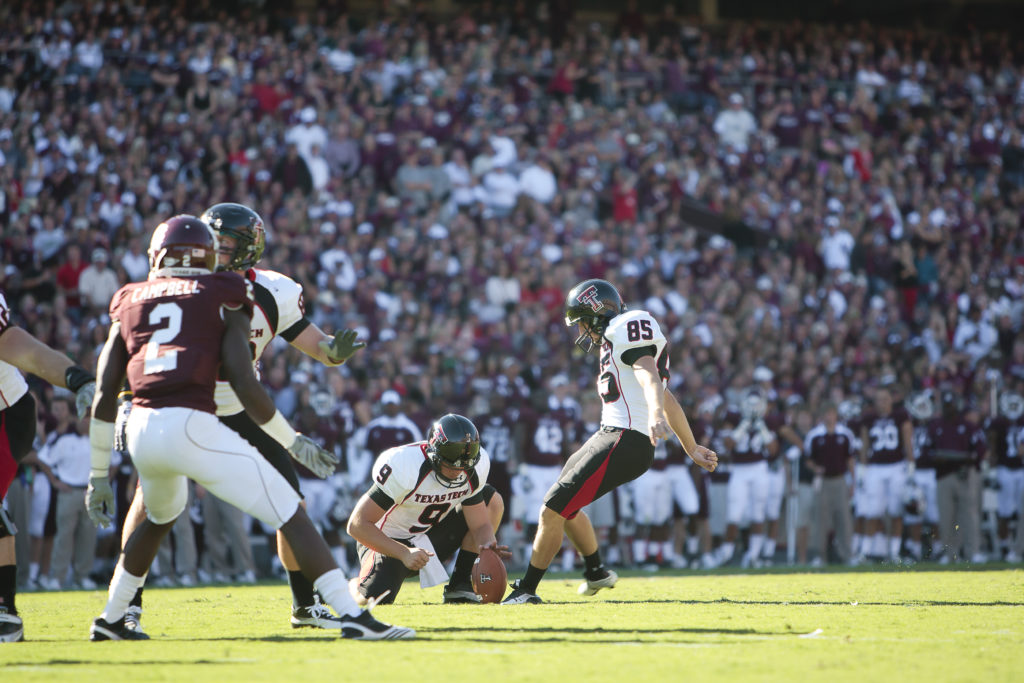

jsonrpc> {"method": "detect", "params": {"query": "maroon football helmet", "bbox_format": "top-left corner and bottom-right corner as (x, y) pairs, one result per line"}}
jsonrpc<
(148, 215), (219, 277)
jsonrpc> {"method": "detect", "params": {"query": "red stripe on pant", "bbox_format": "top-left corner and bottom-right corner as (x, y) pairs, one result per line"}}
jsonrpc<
(560, 430), (623, 520)
(0, 417), (14, 498)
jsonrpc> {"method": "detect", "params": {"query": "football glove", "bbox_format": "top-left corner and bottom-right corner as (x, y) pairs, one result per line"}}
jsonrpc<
(86, 475), (115, 528)
(288, 434), (339, 479)
(65, 365), (96, 418)
(319, 328), (366, 365)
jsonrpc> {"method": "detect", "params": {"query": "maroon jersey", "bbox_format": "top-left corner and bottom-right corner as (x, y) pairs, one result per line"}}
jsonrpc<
(524, 410), (573, 467)
(724, 410), (781, 464)
(362, 414), (423, 456)
(475, 409), (518, 464)
(111, 272), (253, 414)
(985, 416), (1024, 470)
(925, 417), (987, 478)
(860, 408), (910, 465)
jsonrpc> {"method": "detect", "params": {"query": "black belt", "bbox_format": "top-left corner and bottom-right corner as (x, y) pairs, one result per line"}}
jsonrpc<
(600, 425), (625, 433)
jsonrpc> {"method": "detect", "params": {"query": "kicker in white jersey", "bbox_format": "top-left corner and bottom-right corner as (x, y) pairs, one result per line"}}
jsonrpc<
(369, 443), (492, 540)
(597, 309), (669, 436)
(214, 268), (308, 416)
(0, 292), (30, 409)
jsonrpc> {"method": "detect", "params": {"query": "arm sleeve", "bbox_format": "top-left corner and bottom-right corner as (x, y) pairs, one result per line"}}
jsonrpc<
(620, 345), (656, 366)
(274, 275), (307, 340)
(368, 485), (395, 510)
(604, 312), (667, 364)
(373, 448), (415, 503)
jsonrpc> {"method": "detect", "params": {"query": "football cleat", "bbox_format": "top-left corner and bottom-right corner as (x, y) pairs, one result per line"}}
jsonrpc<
(578, 569), (618, 596)
(501, 580), (543, 605)
(442, 581), (482, 605)
(291, 598), (343, 629)
(0, 607), (24, 643)
(123, 606), (144, 634)
(90, 615), (151, 641)
(338, 610), (415, 640)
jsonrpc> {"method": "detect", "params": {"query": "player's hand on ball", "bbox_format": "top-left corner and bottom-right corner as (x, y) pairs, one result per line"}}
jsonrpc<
(649, 416), (670, 445)
(320, 328), (366, 365)
(690, 445), (718, 472)
(287, 434), (339, 479)
(480, 541), (513, 560)
(403, 547), (434, 571)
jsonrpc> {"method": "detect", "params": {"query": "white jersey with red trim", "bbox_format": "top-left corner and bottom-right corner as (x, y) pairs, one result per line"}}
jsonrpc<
(597, 310), (668, 437)
(0, 292), (30, 409)
(370, 442), (491, 540)
(214, 268), (307, 416)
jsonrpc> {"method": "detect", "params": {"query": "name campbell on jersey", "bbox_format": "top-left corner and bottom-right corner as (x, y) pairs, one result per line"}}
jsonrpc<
(368, 442), (491, 540)
(598, 309), (668, 436)
(214, 268), (308, 416)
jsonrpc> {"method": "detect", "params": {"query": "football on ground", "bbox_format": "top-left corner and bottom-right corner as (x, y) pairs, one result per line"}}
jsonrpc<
(472, 548), (507, 603)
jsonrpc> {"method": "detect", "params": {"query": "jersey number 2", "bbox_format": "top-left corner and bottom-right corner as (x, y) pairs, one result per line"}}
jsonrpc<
(143, 302), (183, 375)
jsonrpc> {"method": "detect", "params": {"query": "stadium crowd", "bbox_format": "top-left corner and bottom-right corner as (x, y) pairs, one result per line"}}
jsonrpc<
(1, 0), (1023, 589)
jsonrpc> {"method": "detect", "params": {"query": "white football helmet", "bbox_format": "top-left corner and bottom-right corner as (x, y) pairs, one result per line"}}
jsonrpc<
(905, 390), (935, 422)
(999, 392), (1024, 421)
(838, 397), (863, 423)
(740, 388), (767, 421)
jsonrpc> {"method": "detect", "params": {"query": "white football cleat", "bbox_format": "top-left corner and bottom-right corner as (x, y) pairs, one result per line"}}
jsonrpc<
(578, 569), (618, 596)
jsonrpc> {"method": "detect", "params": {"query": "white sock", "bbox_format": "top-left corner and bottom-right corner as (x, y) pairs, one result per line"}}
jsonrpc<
(889, 535), (901, 559)
(906, 540), (922, 559)
(719, 542), (735, 561)
(872, 533), (887, 557)
(632, 540), (647, 563)
(763, 538), (777, 558)
(660, 542), (675, 562)
(852, 534), (862, 555)
(647, 541), (660, 560)
(560, 548), (574, 571)
(748, 534), (765, 560)
(314, 568), (361, 618)
(29, 562), (39, 581)
(101, 564), (147, 622)
(685, 536), (699, 556)
(607, 546), (621, 565)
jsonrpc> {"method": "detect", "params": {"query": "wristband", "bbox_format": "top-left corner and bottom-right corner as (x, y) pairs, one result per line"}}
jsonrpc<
(65, 365), (95, 393)
(262, 410), (297, 449)
(89, 418), (115, 477)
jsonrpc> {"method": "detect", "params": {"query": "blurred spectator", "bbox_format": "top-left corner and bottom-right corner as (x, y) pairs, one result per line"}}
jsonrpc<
(77, 249), (121, 313)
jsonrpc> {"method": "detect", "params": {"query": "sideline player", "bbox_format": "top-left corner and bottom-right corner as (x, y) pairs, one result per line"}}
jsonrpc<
(116, 203), (366, 632)
(85, 215), (412, 640)
(858, 388), (913, 562)
(0, 291), (95, 642)
(503, 279), (717, 604)
(347, 414), (508, 604)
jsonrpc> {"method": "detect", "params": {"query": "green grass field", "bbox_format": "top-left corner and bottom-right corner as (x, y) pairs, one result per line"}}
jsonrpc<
(6, 567), (1023, 683)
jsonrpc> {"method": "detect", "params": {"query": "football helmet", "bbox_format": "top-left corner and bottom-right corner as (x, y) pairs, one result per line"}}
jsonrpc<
(905, 390), (935, 422)
(148, 215), (218, 278)
(837, 397), (863, 424)
(200, 202), (266, 271)
(426, 414), (481, 489)
(902, 478), (926, 516)
(740, 388), (767, 421)
(999, 392), (1024, 420)
(564, 279), (625, 353)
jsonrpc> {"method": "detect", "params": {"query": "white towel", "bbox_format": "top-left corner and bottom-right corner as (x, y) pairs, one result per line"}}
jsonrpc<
(410, 535), (449, 588)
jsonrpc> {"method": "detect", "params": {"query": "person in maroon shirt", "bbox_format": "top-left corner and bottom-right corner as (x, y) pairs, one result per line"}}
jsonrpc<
(858, 388), (914, 562)
(925, 392), (988, 564)
(804, 402), (858, 565)
(84, 215), (412, 641)
(984, 392), (1024, 562)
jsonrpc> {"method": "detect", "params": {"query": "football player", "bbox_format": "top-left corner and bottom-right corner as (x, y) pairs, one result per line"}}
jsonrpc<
(985, 391), (1024, 563)
(85, 215), (412, 640)
(858, 388), (914, 562)
(717, 389), (779, 568)
(347, 414), (508, 604)
(115, 203), (367, 632)
(0, 291), (95, 643)
(503, 279), (717, 604)
(904, 390), (940, 562)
